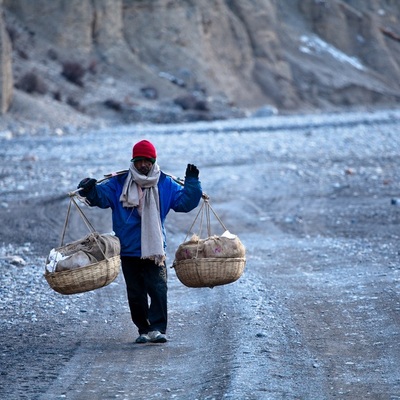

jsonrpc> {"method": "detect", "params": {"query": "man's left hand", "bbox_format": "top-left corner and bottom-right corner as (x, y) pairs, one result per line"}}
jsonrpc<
(185, 164), (199, 179)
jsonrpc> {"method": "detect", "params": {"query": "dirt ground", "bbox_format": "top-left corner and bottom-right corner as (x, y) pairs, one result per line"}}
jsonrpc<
(1, 109), (400, 399)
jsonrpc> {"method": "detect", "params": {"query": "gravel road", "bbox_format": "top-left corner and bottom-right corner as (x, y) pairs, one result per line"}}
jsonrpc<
(1, 108), (400, 399)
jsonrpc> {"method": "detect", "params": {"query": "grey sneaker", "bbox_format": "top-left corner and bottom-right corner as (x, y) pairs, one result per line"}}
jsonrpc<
(135, 333), (150, 344)
(148, 330), (167, 343)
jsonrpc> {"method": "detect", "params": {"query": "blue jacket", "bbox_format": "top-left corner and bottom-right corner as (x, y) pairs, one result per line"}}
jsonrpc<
(85, 172), (202, 257)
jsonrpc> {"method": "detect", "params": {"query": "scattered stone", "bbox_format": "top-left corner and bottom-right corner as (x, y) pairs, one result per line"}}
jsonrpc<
(174, 93), (209, 111)
(22, 154), (38, 162)
(0, 130), (13, 140)
(1, 255), (26, 266)
(104, 99), (123, 112)
(158, 71), (186, 87)
(251, 105), (278, 118)
(140, 86), (158, 100)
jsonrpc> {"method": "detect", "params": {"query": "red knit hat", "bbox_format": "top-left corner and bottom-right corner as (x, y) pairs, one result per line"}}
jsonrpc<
(131, 140), (157, 162)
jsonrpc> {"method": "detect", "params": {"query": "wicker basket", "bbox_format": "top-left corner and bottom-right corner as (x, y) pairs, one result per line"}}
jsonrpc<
(44, 197), (121, 295)
(173, 257), (245, 288)
(173, 199), (246, 288)
(44, 255), (120, 295)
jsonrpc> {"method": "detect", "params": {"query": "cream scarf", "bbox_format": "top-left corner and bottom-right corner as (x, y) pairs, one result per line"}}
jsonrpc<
(119, 162), (165, 265)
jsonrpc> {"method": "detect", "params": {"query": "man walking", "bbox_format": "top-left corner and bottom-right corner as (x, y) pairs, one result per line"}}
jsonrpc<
(77, 139), (202, 343)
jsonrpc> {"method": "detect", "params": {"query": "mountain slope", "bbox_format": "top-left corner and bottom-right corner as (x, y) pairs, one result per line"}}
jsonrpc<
(1, 0), (399, 128)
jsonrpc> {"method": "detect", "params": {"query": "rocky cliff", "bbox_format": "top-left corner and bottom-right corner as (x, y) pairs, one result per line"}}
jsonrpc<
(0, 0), (399, 128)
(0, 0), (12, 114)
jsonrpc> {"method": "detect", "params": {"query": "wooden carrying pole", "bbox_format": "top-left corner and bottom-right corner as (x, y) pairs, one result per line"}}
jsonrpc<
(69, 170), (209, 200)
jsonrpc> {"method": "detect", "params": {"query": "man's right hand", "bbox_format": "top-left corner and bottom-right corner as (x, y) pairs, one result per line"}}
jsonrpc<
(77, 178), (97, 196)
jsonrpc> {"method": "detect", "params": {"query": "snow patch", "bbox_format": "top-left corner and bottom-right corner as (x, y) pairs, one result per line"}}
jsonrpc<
(300, 35), (365, 71)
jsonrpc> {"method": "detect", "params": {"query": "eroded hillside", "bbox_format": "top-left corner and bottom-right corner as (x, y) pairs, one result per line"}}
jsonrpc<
(1, 0), (399, 128)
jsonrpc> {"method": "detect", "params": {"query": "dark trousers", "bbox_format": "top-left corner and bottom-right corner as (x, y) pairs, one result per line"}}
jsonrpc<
(121, 256), (168, 335)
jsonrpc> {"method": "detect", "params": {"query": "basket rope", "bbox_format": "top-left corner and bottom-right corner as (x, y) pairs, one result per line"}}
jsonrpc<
(60, 196), (97, 245)
(184, 198), (228, 256)
(49, 196), (108, 273)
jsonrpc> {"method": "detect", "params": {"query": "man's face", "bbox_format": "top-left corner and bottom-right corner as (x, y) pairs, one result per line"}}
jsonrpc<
(134, 159), (153, 175)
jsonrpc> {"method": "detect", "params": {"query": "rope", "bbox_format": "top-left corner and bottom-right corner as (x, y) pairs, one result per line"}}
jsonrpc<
(182, 198), (229, 258)
(60, 198), (72, 247)
(59, 197), (107, 260)
(207, 201), (228, 232)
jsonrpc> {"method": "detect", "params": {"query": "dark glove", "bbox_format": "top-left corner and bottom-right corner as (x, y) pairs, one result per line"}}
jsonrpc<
(185, 164), (199, 179)
(77, 178), (97, 196)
